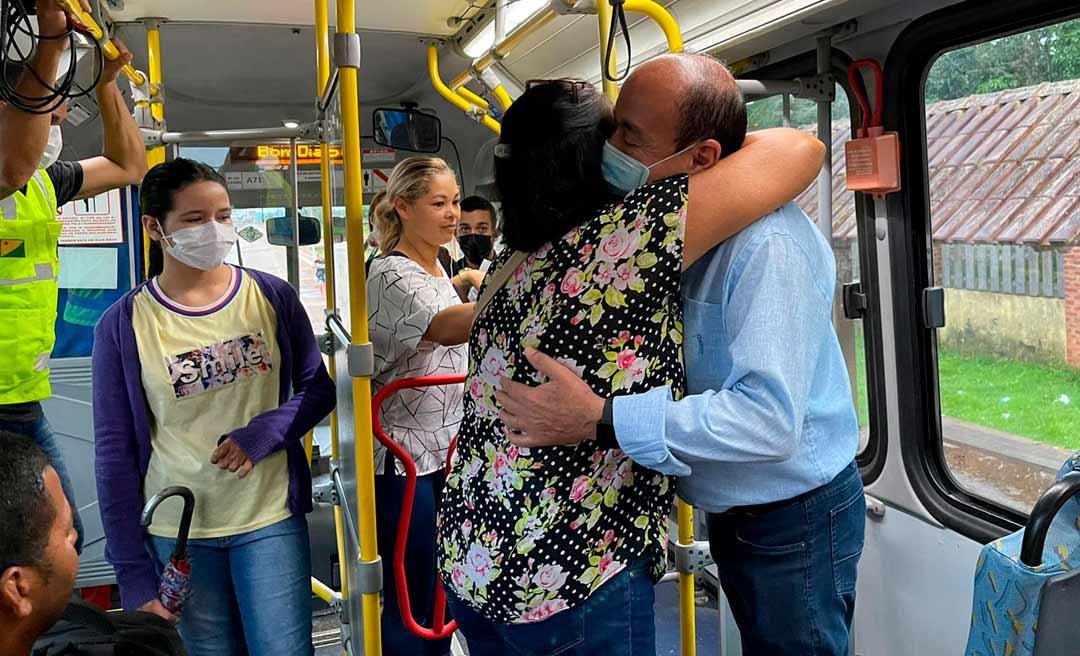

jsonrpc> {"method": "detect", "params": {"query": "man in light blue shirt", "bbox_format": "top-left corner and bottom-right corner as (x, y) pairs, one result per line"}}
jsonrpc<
(500, 53), (864, 655)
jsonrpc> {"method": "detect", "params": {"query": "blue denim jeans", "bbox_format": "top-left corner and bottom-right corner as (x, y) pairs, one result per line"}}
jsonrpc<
(147, 515), (313, 656)
(707, 460), (865, 656)
(445, 560), (656, 656)
(0, 412), (84, 553)
(375, 468), (451, 656)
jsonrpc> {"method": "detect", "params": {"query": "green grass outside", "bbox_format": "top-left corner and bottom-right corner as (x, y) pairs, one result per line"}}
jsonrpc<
(851, 328), (1080, 451)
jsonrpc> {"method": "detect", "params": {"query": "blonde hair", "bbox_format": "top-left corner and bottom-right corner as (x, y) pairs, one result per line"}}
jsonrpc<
(370, 156), (454, 252)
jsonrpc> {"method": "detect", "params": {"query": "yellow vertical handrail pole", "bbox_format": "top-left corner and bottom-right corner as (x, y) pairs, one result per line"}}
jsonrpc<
(622, 0), (684, 53)
(335, 0), (383, 654)
(427, 45), (501, 136)
(677, 499), (696, 656)
(143, 20), (166, 276)
(597, 0), (620, 100)
(597, 3), (693, 652)
(314, 0), (350, 609)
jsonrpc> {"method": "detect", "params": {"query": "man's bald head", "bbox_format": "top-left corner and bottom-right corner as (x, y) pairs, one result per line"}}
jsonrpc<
(611, 53), (747, 182)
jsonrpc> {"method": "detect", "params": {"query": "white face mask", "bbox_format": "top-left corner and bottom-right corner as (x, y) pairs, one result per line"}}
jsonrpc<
(157, 219), (238, 271)
(39, 125), (63, 169)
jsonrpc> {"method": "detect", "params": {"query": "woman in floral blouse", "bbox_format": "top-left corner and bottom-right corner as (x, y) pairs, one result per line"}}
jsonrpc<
(437, 79), (823, 654)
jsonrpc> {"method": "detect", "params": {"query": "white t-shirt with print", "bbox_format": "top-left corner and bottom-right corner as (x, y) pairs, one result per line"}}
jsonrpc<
(368, 255), (467, 476)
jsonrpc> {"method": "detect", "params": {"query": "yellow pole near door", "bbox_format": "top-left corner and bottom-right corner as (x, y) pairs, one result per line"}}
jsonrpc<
(677, 499), (696, 656)
(314, 0), (350, 613)
(597, 3), (694, 653)
(336, 1), (383, 654)
(143, 21), (166, 276)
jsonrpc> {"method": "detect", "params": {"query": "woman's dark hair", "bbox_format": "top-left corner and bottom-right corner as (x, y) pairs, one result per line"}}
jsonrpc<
(140, 158), (228, 278)
(495, 80), (617, 252)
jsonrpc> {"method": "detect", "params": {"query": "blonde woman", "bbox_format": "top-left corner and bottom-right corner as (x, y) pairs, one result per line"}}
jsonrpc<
(366, 157), (472, 656)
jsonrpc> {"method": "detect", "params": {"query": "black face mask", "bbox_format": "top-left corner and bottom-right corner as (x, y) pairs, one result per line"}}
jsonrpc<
(458, 234), (493, 265)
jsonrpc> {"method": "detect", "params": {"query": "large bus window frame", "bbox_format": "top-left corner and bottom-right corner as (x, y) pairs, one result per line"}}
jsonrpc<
(885, 0), (1080, 543)
(733, 49), (888, 485)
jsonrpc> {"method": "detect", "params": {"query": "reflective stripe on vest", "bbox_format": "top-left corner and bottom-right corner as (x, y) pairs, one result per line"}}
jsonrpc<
(0, 194), (15, 219)
(0, 263), (55, 286)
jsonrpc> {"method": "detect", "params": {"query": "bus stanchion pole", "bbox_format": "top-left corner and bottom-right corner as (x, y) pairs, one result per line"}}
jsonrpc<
(596, 3), (695, 650)
(313, 0), (351, 621)
(677, 499), (696, 656)
(336, 0), (383, 653)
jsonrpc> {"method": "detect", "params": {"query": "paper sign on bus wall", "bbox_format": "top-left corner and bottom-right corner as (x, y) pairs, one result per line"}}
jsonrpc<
(57, 188), (123, 245)
(363, 148), (396, 165)
(362, 168), (390, 194)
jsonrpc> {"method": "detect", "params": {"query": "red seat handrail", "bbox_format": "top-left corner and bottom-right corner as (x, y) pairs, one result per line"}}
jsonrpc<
(371, 374), (466, 641)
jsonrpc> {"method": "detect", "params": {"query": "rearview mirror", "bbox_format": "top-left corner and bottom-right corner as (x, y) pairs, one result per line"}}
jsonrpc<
(372, 108), (442, 153)
(266, 215), (322, 247)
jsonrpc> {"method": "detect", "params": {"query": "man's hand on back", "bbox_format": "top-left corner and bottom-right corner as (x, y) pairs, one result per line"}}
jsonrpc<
(498, 348), (605, 449)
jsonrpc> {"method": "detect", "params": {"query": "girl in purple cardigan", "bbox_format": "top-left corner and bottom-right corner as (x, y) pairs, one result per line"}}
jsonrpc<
(92, 159), (335, 656)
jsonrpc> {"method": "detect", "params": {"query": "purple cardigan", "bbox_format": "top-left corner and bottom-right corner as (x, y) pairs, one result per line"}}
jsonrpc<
(92, 268), (336, 610)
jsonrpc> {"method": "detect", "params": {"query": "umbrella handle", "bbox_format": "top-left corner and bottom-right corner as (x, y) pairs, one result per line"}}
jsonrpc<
(141, 486), (196, 560)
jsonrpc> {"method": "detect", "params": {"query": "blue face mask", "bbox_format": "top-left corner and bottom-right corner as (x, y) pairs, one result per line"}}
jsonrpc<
(601, 141), (699, 196)
(602, 141), (650, 196)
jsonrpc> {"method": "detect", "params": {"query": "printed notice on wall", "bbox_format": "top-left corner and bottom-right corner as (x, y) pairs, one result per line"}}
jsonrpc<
(57, 188), (123, 245)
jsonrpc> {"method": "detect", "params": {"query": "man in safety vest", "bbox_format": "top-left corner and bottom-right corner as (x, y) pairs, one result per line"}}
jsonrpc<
(0, 0), (148, 553)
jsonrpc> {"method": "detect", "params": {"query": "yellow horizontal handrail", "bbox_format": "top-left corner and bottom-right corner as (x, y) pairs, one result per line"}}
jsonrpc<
(456, 85), (491, 112)
(311, 576), (336, 604)
(623, 0), (684, 53)
(428, 45), (500, 135)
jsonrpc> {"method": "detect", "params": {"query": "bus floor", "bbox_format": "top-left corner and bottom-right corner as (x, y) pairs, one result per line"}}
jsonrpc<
(310, 577), (722, 655)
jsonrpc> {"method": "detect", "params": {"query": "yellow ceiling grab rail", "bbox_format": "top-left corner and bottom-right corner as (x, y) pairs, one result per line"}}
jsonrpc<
(492, 84), (513, 111)
(427, 45), (500, 135)
(623, 0), (684, 53)
(448, 8), (558, 91)
(54, 0), (159, 95)
(455, 85), (491, 112)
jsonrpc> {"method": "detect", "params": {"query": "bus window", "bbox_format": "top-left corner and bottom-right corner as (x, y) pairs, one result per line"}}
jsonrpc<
(744, 84), (872, 453)
(925, 17), (1080, 514)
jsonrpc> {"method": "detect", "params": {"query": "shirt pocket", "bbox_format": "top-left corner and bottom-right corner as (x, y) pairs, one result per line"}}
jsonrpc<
(681, 296), (731, 384)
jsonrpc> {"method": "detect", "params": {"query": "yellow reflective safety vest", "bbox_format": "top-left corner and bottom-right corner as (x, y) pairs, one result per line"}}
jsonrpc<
(0, 169), (61, 404)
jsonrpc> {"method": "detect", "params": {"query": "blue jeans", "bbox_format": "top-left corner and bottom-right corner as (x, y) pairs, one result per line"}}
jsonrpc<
(0, 412), (84, 553)
(375, 468), (451, 656)
(707, 460), (865, 656)
(147, 515), (313, 656)
(445, 560), (656, 656)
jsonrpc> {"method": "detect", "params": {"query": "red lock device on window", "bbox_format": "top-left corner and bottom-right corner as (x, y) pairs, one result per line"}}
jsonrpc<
(844, 59), (901, 197)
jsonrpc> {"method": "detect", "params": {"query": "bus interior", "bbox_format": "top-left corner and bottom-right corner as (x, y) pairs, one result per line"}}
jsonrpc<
(15, 0), (1080, 654)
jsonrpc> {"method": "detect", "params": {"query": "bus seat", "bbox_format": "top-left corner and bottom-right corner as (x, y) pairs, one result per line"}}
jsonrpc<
(964, 453), (1080, 656)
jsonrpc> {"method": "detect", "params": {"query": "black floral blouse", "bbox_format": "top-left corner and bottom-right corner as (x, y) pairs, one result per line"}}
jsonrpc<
(438, 175), (689, 624)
